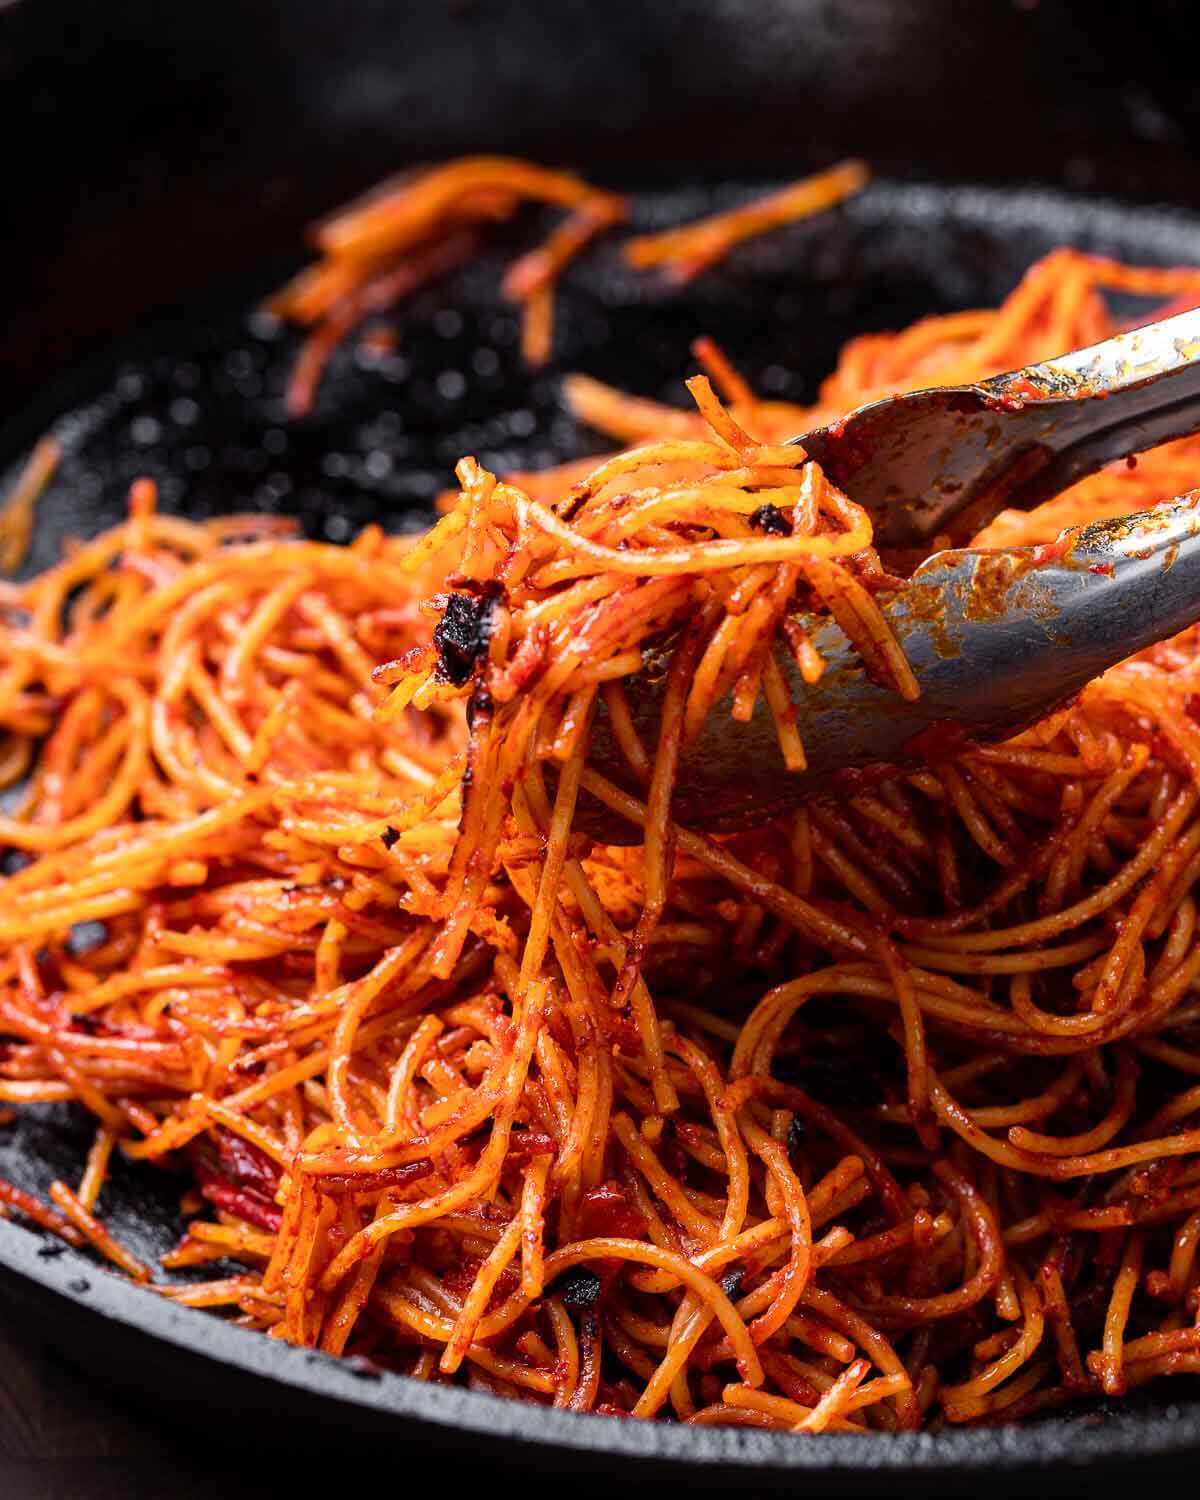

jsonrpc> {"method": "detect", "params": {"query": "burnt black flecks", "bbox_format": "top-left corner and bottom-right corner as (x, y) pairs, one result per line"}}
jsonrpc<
(432, 591), (495, 687)
(749, 502), (791, 536)
(787, 1115), (807, 1166)
(380, 825), (401, 849)
(720, 1268), (744, 1300)
(551, 1264), (603, 1308)
(466, 683), (494, 730)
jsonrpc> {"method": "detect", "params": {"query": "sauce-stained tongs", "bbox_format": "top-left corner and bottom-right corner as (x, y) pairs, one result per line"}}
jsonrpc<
(588, 306), (1200, 831)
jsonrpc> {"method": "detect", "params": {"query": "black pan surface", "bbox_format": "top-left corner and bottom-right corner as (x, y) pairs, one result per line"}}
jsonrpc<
(4, 178), (1200, 1487)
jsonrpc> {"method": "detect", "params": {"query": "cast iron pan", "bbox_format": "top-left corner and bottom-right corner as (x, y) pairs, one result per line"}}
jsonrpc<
(4, 179), (1200, 1489)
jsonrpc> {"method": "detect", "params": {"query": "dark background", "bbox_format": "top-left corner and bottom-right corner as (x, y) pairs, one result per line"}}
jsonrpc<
(3, 0), (1200, 406)
(3, 0), (1200, 1493)
(0, 1313), (267, 1499)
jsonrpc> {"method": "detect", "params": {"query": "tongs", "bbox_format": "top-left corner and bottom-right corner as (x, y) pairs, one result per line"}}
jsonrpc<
(590, 305), (1200, 831)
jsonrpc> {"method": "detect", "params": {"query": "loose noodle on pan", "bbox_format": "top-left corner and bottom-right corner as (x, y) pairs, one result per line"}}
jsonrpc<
(7, 165), (1200, 1432)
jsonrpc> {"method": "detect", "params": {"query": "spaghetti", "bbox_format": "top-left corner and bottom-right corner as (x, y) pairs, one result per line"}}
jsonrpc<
(269, 156), (629, 411)
(5, 183), (1200, 1432)
(268, 157), (868, 414)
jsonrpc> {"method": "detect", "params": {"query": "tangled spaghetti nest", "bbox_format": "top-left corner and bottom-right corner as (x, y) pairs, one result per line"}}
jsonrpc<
(6, 209), (1200, 1432)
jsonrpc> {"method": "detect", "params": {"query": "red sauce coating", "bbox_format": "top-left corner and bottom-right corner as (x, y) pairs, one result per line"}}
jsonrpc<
(578, 1180), (646, 1239)
(828, 761), (905, 795)
(196, 1171), (284, 1233)
(902, 719), (982, 760)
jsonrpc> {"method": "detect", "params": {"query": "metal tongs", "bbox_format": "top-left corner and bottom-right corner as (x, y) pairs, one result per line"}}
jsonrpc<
(589, 305), (1200, 831)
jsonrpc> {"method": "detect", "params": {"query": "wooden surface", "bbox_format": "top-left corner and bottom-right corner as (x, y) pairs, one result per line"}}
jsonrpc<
(0, 1302), (266, 1499)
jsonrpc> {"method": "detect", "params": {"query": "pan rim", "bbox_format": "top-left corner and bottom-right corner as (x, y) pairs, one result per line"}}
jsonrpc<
(2, 1211), (1195, 1471)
